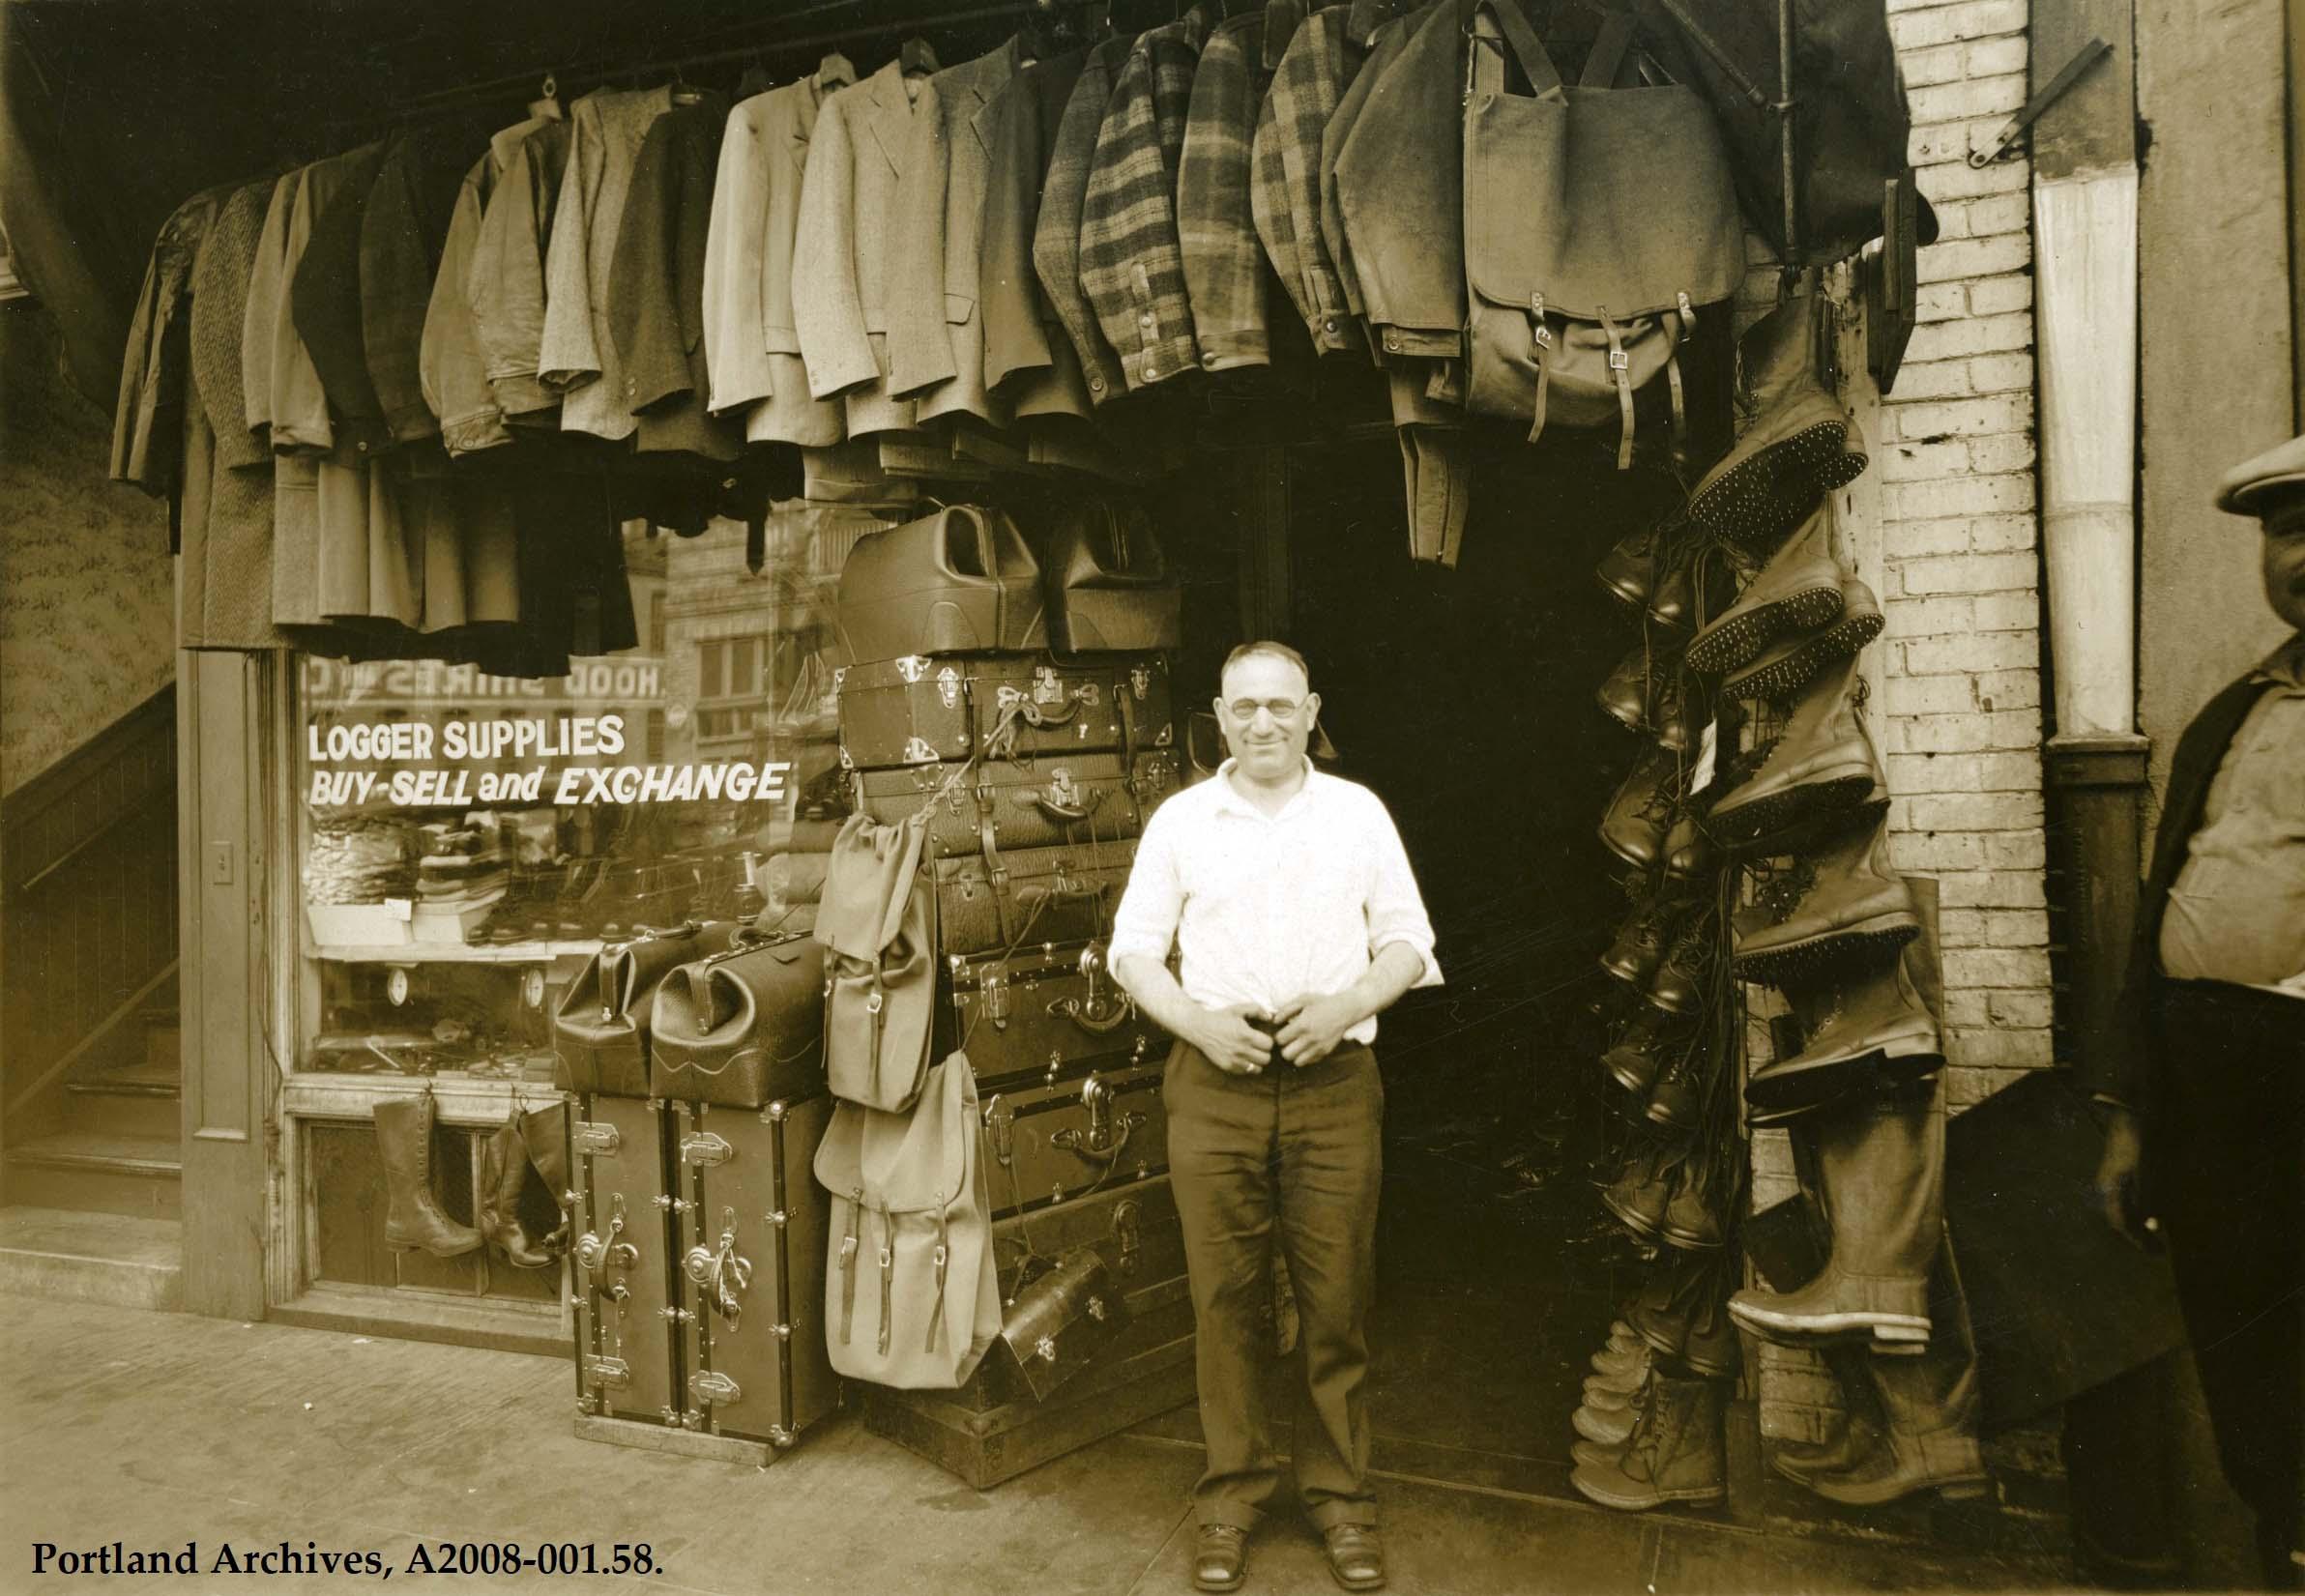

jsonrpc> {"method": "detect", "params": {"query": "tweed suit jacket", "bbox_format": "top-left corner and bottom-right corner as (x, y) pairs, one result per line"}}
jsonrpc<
(361, 121), (488, 447)
(1176, 12), (1274, 370)
(466, 116), (570, 425)
(977, 48), (1092, 419)
(537, 85), (675, 441)
(700, 73), (849, 446)
(792, 57), (937, 437)
(1080, 12), (1211, 393)
(1032, 35), (1135, 407)
(611, 95), (741, 460)
(887, 36), (1024, 422)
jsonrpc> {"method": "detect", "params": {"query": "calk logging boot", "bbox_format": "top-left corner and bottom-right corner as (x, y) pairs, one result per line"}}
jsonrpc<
(1685, 507), (1847, 675)
(1732, 815), (1919, 987)
(1572, 1374), (1729, 1510)
(1722, 569), (1884, 704)
(1744, 887), (1945, 1118)
(1599, 744), (1683, 870)
(1687, 294), (1868, 551)
(377, 1089), (482, 1258)
(1704, 653), (1882, 852)
(1731, 1083), (1941, 1347)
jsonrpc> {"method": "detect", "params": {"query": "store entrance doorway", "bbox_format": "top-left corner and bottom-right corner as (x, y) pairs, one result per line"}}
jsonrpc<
(1146, 437), (1688, 1502)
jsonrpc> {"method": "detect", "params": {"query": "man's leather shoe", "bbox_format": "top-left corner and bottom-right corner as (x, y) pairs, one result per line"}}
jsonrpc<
(1323, 1524), (1386, 1592)
(1192, 1523), (1246, 1593)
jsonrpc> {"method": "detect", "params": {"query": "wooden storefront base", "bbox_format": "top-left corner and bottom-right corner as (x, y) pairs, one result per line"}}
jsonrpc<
(573, 1412), (785, 1469)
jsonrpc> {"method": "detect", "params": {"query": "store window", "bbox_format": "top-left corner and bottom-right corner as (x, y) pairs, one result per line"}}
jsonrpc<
(279, 512), (879, 1324)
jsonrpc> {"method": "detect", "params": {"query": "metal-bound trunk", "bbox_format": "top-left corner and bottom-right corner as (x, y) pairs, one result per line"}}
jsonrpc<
(862, 1177), (1199, 1488)
(671, 1096), (838, 1460)
(942, 941), (1168, 1085)
(978, 1047), (1169, 1218)
(926, 845), (1137, 956)
(836, 653), (1174, 771)
(568, 1095), (684, 1429)
(853, 747), (1182, 857)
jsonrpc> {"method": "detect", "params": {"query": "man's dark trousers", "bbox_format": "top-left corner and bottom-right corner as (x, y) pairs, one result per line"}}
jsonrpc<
(2149, 979), (2303, 1581)
(1165, 1039), (1384, 1531)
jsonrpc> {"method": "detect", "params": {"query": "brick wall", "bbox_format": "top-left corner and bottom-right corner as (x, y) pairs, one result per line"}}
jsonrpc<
(1750, 0), (2046, 1440)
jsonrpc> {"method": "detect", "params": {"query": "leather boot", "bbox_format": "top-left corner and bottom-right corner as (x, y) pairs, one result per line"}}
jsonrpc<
(1596, 523), (1659, 611)
(1591, 1342), (1651, 1386)
(1704, 653), (1883, 851)
(1685, 507), (1846, 675)
(1687, 294), (1868, 551)
(1811, 1233), (1990, 1505)
(1605, 1009), (1690, 1096)
(1646, 554), (1697, 632)
(1599, 744), (1683, 870)
(1732, 1081), (1941, 1346)
(1671, 1270), (1743, 1379)
(1643, 912), (1714, 1016)
(1597, 648), (1699, 751)
(1601, 893), (1687, 989)
(1775, 1408), (1885, 1488)
(1574, 1377), (1647, 1446)
(1643, 1033), (1714, 1131)
(1660, 1146), (1728, 1251)
(1572, 1373), (1729, 1510)
(518, 1103), (572, 1256)
(1732, 814), (1918, 987)
(1745, 878), (1945, 1117)
(477, 1119), (550, 1268)
(1661, 807), (1714, 880)
(1602, 1140), (1679, 1241)
(1722, 570), (1884, 704)
(377, 1089), (482, 1257)
(1586, 1373), (1639, 1410)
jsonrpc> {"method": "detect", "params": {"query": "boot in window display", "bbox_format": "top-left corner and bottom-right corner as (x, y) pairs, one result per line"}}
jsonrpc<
(375, 1088), (482, 1257)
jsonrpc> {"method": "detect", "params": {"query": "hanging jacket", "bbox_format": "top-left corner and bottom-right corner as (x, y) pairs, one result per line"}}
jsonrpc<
(110, 184), (226, 498)
(240, 169), (299, 448)
(1318, 2), (1426, 336)
(976, 48), (1090, 419)
(1250, 6), (1361, 357)
(537, 84), (676, 441)
(1031, 34), (1134, 406)
(792, 57), (937, 438)
(291, 139), (395, 456)
(361, 120), (490, 447)
(1333, 0), (1467, 362)
(1079, 11), (1210, 393)
(466, 116), (571, 424)
(886, 36), (1024, 423)
(421, 116), (548, 457)
(1175, 11), (1275, 370)
(270, 142), (385, 455)
(699, 71), (849, 447)
(609, 94), (741, 460)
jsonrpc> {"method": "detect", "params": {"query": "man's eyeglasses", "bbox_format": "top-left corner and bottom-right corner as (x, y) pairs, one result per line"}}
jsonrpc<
(1226, 698), (1304, 721)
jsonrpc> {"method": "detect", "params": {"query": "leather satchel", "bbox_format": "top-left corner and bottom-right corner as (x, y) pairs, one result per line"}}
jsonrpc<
(836, 506), (1048, 666)
(813, 1053), (1004, 1389)
(817, 812), (938, 1115)
(1042, 498), (1182, 653)
(648, 927), (827, 1109)
(553, 921), (737, 1095)
(1461, 0), (1743, 466)
(991, 1246), (1132, 1402)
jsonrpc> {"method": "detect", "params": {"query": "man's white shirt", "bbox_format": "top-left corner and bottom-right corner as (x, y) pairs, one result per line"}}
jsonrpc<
(1110, 760), (1442, 1045)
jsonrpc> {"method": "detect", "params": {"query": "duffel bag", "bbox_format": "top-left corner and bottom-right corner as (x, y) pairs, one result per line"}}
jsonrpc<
(836, 506), (1047, 666)
(649, 927), (827, 1109)
(1461, 0), (1743, 466)
(554, 920), (737, 1095)
(813, 1054), (1004, 1389)
(855, 748), (1182, 858)
(1043, 498), (1182, 653)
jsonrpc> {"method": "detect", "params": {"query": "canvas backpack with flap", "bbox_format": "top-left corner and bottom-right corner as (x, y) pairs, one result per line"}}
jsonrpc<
(812, 1053), (1003, 1389)
(1461, 0), (1744, 467)
(816, 811), (938, 1114)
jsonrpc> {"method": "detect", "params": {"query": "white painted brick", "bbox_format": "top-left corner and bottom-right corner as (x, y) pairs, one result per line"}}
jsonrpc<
(1985, 828), (2048, 868)
(1884, 595), (1977, 638)
(1880, 357), (1984, 401)
(1888, 710), (1999, 754)
(1942, 989), (1992, 1028)
(1973, 592), (2043, 629)
(1885, 673), (1979, 714)
(1965, 273), (2035, 315)
(1967, 191), (2034, 238)
(1983, 708), (2044, 747)
(1911, 117), (2008, 169)
(1909, 72), (2029, 125)
(1915, 280), (1971, 323)
(1916, 232), (2033, 283)
(1903, 311), (2035, 363)
(1886, 516), (1975, 558)
(1942, 946), (2054, 988)
(1892, 827), (1989, 867)
(1928, 199), (1975, 241)
(1939, 907), (1990, 946)
(1946, 1027), (2057, 1066)
(1969, 433), (2039, 475)
(1900, 41), (1969, 86)
(1964, 34), (2030, 77)
(1885, 392), (2033, 439)
(1902, 630), (2038, 674)
(1983, 909), (2052, 946)
(1887, 751), (1988, 793)
(1987, 988), (2057, 1028)
(1879, 438), (1975, 481)
(1935, 868), (2050, 909)
(1889, 0), (2028, 50)
(1905, 790), (2045, 830)
(1968, 512), (2039, 552)
(1897, 548), (2038, 592)
(1976, 752), (2045, 792)
(1972, 669), (2042, 710)
(1970, 351), (2038, 392)
(1917, 155), (2031, 201)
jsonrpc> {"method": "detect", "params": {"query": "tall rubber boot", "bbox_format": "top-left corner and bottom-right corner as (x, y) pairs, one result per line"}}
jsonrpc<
(377, 1089), (482, 1257)
(518, 1102), (572, 1259)
(1772, 1342), (1887, 1487)
(1731, 1077), (1941, 1347)
(1571, 1373), (1729, 1509)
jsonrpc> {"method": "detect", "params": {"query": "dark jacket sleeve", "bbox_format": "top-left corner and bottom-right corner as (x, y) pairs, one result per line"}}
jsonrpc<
(362, 123), (483, 445)
(290, 141), (392, 452)
(611, 113), (695, 416)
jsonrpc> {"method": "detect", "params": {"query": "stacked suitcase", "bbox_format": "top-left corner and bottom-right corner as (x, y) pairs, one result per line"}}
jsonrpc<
(832, 502), (1200, 1485)
(554, 919), (840, 1468)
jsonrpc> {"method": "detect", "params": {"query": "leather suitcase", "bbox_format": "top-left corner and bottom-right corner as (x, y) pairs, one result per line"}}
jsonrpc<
(941, 940), (1169, 1082)
(862, 1177), (1198, 1488)
(569, 1094), (685, 1429)
(836, 506), (1048, 666)
(648, 929), (827, 1109)
(555, 922), (737, 1096)
(853, 747), (1183, 859)
(979, 1047), (1169, 1217)
(836, 653), (1175, 771)
(927, 842), (1137, 957)
(1043, 498), (1183, 653)
(668, 1095), (839, 1455)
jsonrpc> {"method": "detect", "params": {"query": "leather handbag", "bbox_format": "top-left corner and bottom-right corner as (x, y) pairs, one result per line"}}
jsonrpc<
(1461, 0), (1743, 466)
(816, 812), (938, 1114)
(835, 506), (1048, 666)
(1042, 498), (1182, 653)
(813, 1053), (1005, 1389)
(649, 927), (828, 1109)
(553, 921), (738, 1095)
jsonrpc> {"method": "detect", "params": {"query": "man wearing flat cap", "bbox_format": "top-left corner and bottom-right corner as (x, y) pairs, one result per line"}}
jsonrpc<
(2090, 432), (2305, 1590)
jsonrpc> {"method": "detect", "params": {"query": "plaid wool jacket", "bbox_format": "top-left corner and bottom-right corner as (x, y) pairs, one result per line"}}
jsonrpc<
(1079, 11), (1211, 392)
(1176, 11), (1275, 370)
(1250, 5), (1361, 356)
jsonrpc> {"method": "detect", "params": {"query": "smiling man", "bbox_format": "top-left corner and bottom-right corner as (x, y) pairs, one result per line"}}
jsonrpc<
(1111, 641), (1441, 1594)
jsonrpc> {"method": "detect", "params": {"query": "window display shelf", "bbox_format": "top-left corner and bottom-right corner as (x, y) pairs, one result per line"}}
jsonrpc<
(307, 939), (600, 964)
(283, 1073), (569, 1123)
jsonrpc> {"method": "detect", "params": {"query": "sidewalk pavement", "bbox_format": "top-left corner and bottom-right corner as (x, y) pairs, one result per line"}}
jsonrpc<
(1, 1297), (2078, 1596)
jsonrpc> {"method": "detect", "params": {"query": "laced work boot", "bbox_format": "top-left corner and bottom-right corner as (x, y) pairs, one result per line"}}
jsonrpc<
(1644, 913), (1715, 1016)
(1596, 523), (1661, 611)
(1602, 893), (1688, 989)
(1643, 1034), (1713, 1132)
(377, 1089), (482, 1257)
(1646, 553), (1698, 632)
(1687, 294), (1869, 550)
(1745, 885), (1945, 1118)
(1591, 1342), (1651, 1388)
(1661, 807), (1714, 880)
(1685, 507), (1847, 675)
(1732, 815), (1919, 987)
(1599, 744), (1683, 870)
(1660, 1148), (1729, 1251)
(1671, 1269), (1743, 1379)
(1597, 648), (1700, 751)
(1605, 1009), (1690, 1097)
(1602, 1140), (1680, 1241)
(1722, 571), (1884, 704)
(1704, 653), (1883, 851)
(1572, 1373), (1730, 1510)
